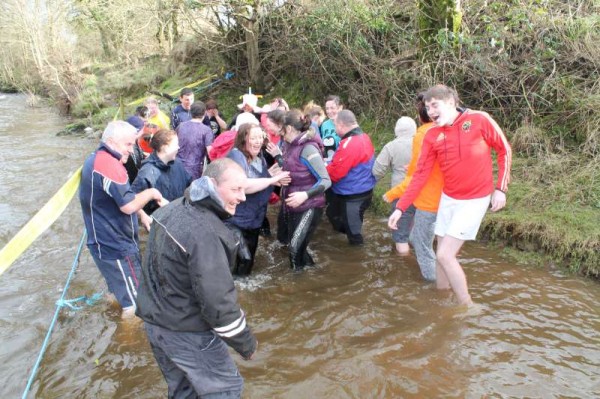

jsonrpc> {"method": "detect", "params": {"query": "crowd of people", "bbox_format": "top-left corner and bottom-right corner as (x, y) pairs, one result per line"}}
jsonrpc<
(78, 84), (512, 397)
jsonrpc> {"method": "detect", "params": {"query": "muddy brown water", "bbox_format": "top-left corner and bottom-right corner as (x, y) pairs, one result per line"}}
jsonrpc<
(1, 93), (599, 398)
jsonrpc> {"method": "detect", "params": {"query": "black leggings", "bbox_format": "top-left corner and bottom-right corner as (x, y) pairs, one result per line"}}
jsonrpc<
(287, 207), (323, 270)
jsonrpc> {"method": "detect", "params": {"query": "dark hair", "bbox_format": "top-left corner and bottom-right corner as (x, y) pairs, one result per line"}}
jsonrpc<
(150, 129), (176, 152)
(283, 109), (312, 132)
(416, 92), (431, 123)
(180, 87), (194, 97)
(266, 109), (286, 127)
(205, 99), (218, 110)
(325, 95), (342, 106)
(233, 123), (265, 161)
(190, 101), (206, 118)
(135, 106), (148, 118)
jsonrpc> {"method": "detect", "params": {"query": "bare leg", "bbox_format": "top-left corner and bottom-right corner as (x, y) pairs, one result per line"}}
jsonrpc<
(435, 235), (472, 305)
(395, 242), (410, 255)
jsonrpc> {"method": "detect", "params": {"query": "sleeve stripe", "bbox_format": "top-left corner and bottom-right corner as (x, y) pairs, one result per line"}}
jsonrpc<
(213, 310), (246, 338)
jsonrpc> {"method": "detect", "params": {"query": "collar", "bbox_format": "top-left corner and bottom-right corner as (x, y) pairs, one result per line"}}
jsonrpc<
(344, 126), (364, 138)
(98, 142), (123, 161)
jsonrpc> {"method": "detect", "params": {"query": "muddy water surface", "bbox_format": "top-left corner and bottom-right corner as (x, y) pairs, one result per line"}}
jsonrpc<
(0, 93), (598, 398)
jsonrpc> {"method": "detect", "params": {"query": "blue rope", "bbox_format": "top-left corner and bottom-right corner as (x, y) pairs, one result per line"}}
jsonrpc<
(22, 231), (101, 399)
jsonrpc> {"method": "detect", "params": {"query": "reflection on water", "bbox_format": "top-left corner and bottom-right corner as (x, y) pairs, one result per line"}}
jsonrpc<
(0, 93), (599, 398)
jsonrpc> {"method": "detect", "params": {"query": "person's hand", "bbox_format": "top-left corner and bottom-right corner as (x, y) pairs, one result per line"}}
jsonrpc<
(245, 341), (258, 360)
(266, 142), (282, 157)
(139, 213), (153, 232)
(156, 197), (169, 207)
(206, 108), (216, 117)
(268, 163), (282, 176)
(388, 209), (403, 230)
(272, 171), (291, 186)
(490, 189), (506, 212)
(285, 191), (308, 208)
(382, 194), (392, 203)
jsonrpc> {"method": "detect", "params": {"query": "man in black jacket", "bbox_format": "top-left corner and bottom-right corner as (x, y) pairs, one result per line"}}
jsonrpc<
(136, 158), (257, 398)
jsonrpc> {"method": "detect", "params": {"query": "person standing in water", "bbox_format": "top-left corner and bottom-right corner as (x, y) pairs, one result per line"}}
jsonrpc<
(79, 121), (165, 319)
(388, 85), (511, 306)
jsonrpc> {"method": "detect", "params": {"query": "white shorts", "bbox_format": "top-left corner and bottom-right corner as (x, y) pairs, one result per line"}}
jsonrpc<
(434, 193), (491, 241)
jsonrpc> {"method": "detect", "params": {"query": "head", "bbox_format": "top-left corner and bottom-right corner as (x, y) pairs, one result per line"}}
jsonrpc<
(135, 105), (149, 119)
(416, 92), (432, 124)
(205, 99), (218, 116)
(102, 121), (138, 163)
(394, 116), (417, 139)
(271, 97), (289, 111)
(325, 95), (343, 120)
(304, 102), (325, 126)
(179, 88), (194, 111)
(190, 101), (206, 119)
(423, 85), (461, 126)
(234, 123), (266, 161)
(334, 109), (358, 138)
(204, 158), (247, 215)
(234, 112), (260, 131)
(150, 129), (179, 162)
(265, 109), (286, 135)
(144, 97), (160, 117)
(282, 109), (312, 143)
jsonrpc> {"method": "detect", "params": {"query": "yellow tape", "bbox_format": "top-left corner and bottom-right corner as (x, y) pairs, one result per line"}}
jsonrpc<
(0, 167), (82, 276)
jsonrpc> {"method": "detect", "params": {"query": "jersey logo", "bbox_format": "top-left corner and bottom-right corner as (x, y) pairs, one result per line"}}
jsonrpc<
(436, 133), (445, 141)
(462, 120), (472, 132)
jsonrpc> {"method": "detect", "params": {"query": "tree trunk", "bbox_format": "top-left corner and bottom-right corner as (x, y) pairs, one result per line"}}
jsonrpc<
(417, 0), (462, 59)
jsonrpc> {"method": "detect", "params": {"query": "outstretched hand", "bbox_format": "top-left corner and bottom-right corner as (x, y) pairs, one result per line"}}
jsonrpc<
(387, 209), (403, 230)
(490, 190), (506, 212)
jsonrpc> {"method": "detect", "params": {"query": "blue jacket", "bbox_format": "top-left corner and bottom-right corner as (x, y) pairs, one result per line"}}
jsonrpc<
(131, 152), (192, 214)
(226, 148), (273, 229)
(326, 128), (376, 196)
(79, 143), (139, 259)
(171, 104), (192, 130)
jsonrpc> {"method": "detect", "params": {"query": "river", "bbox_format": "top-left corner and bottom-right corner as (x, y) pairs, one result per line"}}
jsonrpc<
(0, 93), (599, 398)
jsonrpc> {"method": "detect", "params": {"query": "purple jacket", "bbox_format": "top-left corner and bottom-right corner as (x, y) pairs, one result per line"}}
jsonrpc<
(283, 134), (326, 213)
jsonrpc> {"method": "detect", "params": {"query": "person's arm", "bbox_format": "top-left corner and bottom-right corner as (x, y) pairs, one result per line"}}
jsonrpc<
(285, 145), (331, 208)
(137, 209), (153, 231)
(326, 138), (356, 182)
(212, 110), (228, 130)
(245, 173), (290, 194)
(479, 112), (512, 211)
(395, 132), (437, 212)
(120, 188), (164, 215)
(189, 231), (257, 359)
(372, 144), (391, 181)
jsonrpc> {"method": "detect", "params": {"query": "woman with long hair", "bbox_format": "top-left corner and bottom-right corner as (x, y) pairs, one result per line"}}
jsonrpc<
(226, 123), (290, 276)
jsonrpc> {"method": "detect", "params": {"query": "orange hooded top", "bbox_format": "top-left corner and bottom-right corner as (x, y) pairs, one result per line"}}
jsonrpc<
(384, 122), (443, 213)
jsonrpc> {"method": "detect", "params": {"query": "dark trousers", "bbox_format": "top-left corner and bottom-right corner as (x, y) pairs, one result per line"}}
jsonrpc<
(326, 190), (372, 245)
(233, 227), (260, 276)
(144, 323), (243, 398)
(287, 207), (323, 270)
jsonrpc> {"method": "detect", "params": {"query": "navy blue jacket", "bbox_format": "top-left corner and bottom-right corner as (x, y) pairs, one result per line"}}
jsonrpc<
(131, 152), (192, 214)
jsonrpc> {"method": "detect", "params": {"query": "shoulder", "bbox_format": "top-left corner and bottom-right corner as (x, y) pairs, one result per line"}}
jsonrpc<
(93, 150), (128, 184)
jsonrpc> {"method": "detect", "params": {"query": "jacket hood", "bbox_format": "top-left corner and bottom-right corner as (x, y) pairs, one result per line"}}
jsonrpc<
(186, 176), (231, 219)
(394, 117), (417, 139)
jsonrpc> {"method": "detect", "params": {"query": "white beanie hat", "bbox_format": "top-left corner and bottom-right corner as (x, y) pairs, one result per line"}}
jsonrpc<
(234, 112), (260, 131)
(394, 116), (417, 138)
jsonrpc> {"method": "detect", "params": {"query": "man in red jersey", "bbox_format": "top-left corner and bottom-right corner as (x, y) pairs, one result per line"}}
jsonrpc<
(388, 85), (512, 306)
